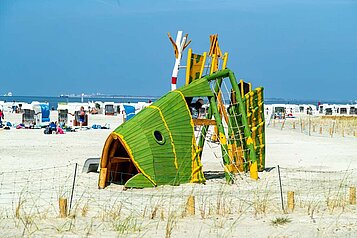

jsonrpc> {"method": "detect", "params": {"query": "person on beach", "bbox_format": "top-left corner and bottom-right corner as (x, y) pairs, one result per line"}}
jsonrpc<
(79, 106), (86, 128)
(12, 101), (17, 113)
(0, 109), (4, 127)
(189, 98), (204, 118)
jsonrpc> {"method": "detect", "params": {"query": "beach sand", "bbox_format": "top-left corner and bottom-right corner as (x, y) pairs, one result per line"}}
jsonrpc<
(0, 113), (357, 237)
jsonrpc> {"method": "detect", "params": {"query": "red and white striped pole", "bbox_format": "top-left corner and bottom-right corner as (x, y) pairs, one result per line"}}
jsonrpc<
(170, 31), (187, 91)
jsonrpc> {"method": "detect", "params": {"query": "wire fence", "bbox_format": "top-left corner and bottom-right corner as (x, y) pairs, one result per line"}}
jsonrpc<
(1, 163), (356, 221)
(267, 115), (357, 138)
(0, 164), (74, 217)
(277, 167), (357, 213)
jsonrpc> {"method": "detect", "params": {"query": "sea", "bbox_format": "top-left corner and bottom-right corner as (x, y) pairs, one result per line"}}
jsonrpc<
(0, 95), (160, 110)
(0, 95), (354, 110)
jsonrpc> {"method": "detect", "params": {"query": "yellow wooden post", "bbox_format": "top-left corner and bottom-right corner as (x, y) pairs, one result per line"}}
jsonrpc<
(281, 120), (285, 130)
(329, 128), (333, 137)
(320, 126), (322, 135)
(99, 168), (107, 189)
(59, 197), (68, 218)
(287, 191), (295, 212)
(186, 195), (195, 215)
(327, 198), (337, 210)
(185, 48), (193, 85)
(299, 119), (303, 133)
(292, 121), (296, 129)
(350, 187), (356, 205)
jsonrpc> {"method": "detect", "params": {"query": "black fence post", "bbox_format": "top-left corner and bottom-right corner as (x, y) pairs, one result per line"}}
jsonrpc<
(277, 165), (284, 211)
(69, 163), (78, 213)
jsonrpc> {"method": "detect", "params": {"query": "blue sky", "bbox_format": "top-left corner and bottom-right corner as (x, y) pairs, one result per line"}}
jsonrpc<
(0, 0), (356, 101)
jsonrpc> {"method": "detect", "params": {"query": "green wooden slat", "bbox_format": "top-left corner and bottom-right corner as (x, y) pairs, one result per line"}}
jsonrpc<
(125, 173), (155, 188)
(178, 78), (214, 97)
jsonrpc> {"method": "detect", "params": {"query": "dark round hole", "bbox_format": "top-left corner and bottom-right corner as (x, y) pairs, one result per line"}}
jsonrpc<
(153, 130), (165, 144)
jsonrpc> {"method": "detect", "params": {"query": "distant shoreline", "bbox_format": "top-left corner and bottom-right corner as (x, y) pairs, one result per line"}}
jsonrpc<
(1, 95), (356, 112)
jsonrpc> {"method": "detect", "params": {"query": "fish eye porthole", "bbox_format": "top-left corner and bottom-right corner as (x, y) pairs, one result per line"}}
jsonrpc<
(153, 130), (165, 145)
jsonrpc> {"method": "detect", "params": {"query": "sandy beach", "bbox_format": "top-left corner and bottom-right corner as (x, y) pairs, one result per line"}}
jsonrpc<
(0, 112), (356, 237)
(2, 0), (356, 237)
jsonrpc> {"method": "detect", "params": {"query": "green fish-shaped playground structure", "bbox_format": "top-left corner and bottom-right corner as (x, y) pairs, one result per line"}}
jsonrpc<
(98, 69), (265, 189)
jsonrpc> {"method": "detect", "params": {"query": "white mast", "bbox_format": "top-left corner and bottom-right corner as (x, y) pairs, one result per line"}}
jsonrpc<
(168, 31), (190, 91)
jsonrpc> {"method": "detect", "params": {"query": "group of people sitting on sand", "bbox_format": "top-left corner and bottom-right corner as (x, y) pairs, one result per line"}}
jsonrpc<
(0, 109), (4, 128)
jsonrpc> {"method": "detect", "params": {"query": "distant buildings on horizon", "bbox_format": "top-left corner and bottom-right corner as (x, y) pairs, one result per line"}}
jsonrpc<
(59, 93), (160, 100)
